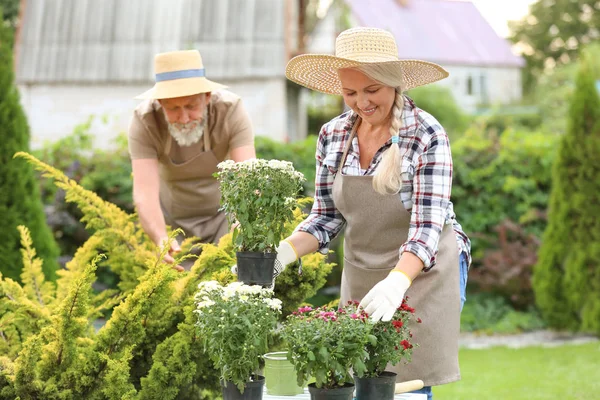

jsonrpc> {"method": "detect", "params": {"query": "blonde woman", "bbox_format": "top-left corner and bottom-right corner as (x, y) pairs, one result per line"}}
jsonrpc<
(272, 28), (471, 399)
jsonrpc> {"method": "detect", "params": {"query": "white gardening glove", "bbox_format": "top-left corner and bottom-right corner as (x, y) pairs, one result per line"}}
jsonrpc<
(230, 240), (299, 281)
(359, 271), (412, 322)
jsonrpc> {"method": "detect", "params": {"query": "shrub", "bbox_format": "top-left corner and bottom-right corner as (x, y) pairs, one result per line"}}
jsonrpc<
(452, 125), (557, 265)
(533, 47), (600, 334)
(0, 23), (59, 282)
(406, 84), (470, 137)
(255, 135), (317, 195)
(0, 153), (334, 399)
(468, 219), (541, 310)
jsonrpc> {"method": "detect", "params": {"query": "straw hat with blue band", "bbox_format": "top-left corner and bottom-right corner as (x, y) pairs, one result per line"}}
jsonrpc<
(135, 50), (227, 100)
(285, 27), (449, 95)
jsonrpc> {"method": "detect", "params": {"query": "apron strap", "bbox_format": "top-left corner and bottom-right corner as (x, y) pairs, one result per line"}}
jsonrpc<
(165, 133), (172, 158)
(338, 119), (360, 171)
(203, 126), (211, 152)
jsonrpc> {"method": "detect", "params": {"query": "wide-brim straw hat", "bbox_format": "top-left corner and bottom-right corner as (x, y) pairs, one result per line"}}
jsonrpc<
(286, 27), (449, 94)
(135, 50), (227, 99)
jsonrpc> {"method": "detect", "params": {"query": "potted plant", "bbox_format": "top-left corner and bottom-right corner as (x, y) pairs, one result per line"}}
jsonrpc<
(280, 305), (373, 400)
(216, 159), (305, 286)
(195, 281), (282, 400)
(353, 299), (419, 400)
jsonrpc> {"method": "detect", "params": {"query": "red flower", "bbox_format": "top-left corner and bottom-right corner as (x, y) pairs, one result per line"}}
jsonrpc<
(401, 340), (413, 350)
(392, 320), (404, 329)
(417, 318), (422, 323)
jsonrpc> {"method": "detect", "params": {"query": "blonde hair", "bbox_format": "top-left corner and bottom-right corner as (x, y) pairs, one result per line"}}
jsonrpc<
(354, 63), (405, 195)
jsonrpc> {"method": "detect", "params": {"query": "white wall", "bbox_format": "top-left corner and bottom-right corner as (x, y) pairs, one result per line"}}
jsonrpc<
(437, 65), (522, 112)
(18, 78), (289, 150)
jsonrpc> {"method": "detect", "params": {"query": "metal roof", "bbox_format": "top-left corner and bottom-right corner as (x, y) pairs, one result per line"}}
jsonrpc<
(15, 0), (293, 84)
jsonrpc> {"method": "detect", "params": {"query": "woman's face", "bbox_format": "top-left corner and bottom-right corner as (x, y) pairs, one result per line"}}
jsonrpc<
(338, 68), (396, 127)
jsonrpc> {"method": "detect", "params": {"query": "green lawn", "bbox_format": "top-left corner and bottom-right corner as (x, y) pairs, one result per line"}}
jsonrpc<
(434, 342), (600, 400)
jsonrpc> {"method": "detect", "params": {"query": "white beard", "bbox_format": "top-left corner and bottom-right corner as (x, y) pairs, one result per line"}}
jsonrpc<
(167, 110), (208, 147)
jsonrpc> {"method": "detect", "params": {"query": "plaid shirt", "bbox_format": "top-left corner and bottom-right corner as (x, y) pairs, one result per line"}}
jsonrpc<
(295, 96), (471, 270)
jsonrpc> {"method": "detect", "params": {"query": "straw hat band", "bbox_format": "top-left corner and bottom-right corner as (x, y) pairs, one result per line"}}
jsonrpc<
(135, 50), (226, 99)
(155, 68), (206, 82)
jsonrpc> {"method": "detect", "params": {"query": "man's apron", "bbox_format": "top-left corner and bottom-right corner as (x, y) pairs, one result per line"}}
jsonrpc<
(158, 129), (228, 245)
(334, 126), (461, 386)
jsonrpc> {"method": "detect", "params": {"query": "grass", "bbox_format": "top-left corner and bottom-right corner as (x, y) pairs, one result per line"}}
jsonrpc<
(434, 342), (600, 400)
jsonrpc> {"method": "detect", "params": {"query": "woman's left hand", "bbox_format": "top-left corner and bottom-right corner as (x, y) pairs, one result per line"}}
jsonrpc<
(359, 271), (412, 322)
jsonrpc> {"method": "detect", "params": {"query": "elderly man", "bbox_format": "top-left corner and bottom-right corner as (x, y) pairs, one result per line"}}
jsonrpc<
(128, 50), (255, 268)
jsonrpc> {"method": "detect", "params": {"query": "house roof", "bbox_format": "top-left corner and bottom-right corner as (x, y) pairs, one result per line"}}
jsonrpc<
(15, 0), (295, 84)
(344, 0), (525, 68)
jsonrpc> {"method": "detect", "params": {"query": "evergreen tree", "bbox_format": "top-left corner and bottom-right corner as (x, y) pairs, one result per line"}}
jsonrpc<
(0, 23), (59, 281)
(533, 46), (600, 333)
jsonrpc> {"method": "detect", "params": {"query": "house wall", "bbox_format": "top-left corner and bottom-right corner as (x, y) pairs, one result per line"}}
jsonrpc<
(18, 78), (290, 150)
(437, 65), (523, 112)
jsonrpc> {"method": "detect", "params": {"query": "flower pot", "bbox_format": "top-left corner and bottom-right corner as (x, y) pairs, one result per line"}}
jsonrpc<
(354, 371), (397, 400)
(263, 351), (304, 395)
(236, 251), (276, 287)
(307, 382), (354, 400)
(221, 375), (265, 400)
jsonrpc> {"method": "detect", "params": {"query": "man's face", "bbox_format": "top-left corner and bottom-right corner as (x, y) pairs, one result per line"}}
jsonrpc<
(160, 93), (210, 124)
(160, 93), (211, 147)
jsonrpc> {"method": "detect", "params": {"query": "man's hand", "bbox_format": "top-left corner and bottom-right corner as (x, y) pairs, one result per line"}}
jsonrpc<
(159, 238), (184, 272)
(231, 240), (299, 284)
(359, 271), (412, 322)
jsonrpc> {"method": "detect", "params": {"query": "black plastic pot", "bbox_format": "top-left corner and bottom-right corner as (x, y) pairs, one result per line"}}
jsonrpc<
(354, 371), (397, 400)
(221, 375), (265, 400)
(307, 382), (355, 400)
(236, 251), (276, 287)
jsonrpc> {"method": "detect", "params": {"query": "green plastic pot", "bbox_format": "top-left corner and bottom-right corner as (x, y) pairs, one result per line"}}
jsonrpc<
(263, 352), (304, 395)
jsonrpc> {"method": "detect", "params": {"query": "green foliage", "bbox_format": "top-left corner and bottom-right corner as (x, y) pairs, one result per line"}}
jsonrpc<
(533, 46), (600, 334)
(460, 293), (546, 334)
(0, 23), (59, 282)
(0, 0), (19, 29)
(255, 135), (317, 195)
(475, 106), (543, 133)
(406, 85), (470, 137)
(33, 125), (134, 257)
(362, 300), (416, 378)
(281, 304), (372, 389)
(452, 125), (556, 264)
(531, 43), (600, 134)
(467, 219), (540, 310)
(195, 282), (281, 392)
(509, 0), (600, 92)
(0, 153), (332, 399)
(216, 159), (305, 252)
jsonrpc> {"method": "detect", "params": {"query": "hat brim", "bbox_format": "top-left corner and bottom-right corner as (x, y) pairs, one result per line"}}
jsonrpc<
(285, 54), (449, 94)
(135, 77), (228, 99)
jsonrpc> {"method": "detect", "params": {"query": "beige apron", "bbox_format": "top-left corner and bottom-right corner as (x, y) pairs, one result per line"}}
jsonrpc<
(335, 126), (461, 387)
(158, 128), (228, 245)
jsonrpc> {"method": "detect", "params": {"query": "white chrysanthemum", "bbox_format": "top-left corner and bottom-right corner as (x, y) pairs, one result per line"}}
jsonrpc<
(196, 299), (215, 309)
(264, 298), (283, 311)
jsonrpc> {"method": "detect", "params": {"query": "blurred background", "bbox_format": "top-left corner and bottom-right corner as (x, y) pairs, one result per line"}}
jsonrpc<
(1, 1), (599, 398)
